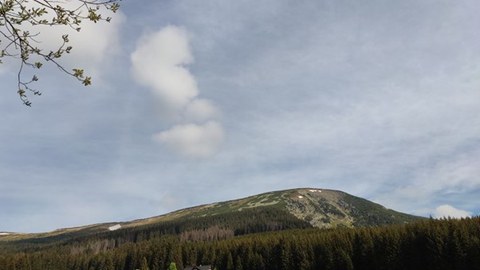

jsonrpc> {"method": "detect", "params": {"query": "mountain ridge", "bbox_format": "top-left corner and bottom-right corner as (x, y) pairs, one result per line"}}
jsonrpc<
(0, 188), (422, 249)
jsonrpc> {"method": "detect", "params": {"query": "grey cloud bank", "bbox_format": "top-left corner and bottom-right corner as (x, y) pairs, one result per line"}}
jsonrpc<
(1, 0), (479, 232)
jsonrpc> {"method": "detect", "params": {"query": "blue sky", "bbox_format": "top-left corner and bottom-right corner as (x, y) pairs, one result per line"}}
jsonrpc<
(1, 0), (480, 232)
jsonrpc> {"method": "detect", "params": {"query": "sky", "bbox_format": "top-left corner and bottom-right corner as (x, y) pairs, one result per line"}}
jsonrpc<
(1, 0), (480, 233)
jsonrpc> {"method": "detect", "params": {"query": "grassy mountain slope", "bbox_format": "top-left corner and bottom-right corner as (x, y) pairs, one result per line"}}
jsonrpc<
(119, 188), (419, 228)
(0, 188), (422, 251)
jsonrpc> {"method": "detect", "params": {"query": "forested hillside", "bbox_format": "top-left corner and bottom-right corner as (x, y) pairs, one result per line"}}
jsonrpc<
(0, 207), (311, 253)
(1, 217), (479, 270)
(0, 188), (421, 252)
(0, 188), (434, 270)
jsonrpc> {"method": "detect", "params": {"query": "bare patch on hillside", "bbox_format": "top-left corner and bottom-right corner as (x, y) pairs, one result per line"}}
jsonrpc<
(285, 189), (355, 228)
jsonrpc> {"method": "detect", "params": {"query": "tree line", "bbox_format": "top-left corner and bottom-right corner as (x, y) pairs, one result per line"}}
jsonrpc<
(1, 217), (479, 270)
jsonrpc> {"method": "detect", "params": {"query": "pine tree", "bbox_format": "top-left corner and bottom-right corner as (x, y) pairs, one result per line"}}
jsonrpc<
(225, 252), (234, 270)
(140, 257), (149, 270)
(235, 255), (243, 270)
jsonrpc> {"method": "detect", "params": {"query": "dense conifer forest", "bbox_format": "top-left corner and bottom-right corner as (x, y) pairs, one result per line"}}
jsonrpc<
(1, 217), (479, 270)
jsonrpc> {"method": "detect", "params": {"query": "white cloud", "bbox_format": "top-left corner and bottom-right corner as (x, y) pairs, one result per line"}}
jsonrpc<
(5, 1), (125, 77)
(131, 25), (224, 157)
(62, 12), (125, 73)
(153, 121), (224, 158)
(376, 150), (480, 214)
(131, 26), (198, 111)
(434, 205), (471, 219)
(183, 99), (220, 122)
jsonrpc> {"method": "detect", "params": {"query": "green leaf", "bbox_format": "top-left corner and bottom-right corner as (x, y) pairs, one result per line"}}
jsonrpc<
(72, 68), (84, 78)
(82, 77), (92, 86)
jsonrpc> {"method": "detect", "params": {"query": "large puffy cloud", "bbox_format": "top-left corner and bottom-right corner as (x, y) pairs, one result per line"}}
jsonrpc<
(153, 121), (224, 158)
(131, 26), (198, 110)
(131, 26), (224, 157)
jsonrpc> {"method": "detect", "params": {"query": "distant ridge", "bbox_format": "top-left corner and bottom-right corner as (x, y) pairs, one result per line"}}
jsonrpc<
(0, 188), (422, 250)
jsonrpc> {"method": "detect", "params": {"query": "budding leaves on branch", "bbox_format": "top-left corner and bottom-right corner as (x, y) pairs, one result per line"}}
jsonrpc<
(72, 68), (91, 86)
(0, 0), (121, 106)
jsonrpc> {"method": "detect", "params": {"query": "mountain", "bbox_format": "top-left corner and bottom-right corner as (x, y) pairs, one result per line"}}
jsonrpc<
(0, 188), (422, 251)
(135, 188), (420, 228)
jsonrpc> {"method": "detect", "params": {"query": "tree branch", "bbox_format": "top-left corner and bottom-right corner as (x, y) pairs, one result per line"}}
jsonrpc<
(0, 0), (121, 106)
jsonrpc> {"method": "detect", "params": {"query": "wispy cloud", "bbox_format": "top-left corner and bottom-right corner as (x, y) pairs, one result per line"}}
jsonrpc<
(153, 121), (224, 158)
(183, 99), (220, 123)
